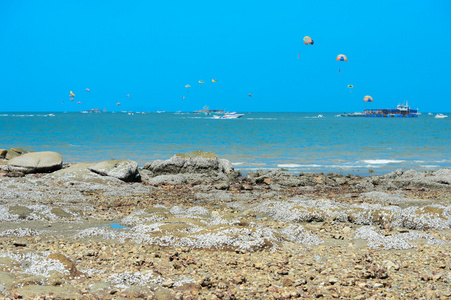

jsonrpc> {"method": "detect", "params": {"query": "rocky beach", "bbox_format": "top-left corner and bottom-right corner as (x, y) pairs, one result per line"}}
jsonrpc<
(0, 148), (450, 299)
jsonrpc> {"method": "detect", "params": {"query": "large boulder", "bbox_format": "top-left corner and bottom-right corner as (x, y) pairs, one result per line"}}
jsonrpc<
(0, 149), (7, 159)
(7, 151), (63, 174)
(143, 151), (237, 183)
(88, 159), (141, 182)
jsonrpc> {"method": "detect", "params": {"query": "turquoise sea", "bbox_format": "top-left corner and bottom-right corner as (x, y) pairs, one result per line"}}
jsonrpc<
(1, 112), (450, 176)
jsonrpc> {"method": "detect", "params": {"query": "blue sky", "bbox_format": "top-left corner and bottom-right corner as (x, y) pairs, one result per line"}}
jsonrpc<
(1, 0), (450, 112)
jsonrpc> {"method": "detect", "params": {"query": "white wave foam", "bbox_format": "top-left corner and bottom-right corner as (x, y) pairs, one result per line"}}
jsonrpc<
(361, 159), (404, 165)
(277, 164), (321, 168)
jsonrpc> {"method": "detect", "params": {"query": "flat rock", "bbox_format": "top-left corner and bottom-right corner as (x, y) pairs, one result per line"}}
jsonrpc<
(46, 162), (124, 184)
(7, 151), (62, 174)
(88, 159), (141, 182)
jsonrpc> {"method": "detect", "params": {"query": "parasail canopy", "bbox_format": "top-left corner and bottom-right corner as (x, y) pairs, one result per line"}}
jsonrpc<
(198, 80), (205, 84)
(70, 91), (75, 97)
(363, 95), (373, 102)
(212, 79), (217, 83)
(185, 84), (191, 88)
(303, 36), (314, 45)
(336, 54), (348, 62)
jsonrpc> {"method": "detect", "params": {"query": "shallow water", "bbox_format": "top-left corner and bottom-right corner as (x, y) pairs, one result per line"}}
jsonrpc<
(1, 112), (450, 176)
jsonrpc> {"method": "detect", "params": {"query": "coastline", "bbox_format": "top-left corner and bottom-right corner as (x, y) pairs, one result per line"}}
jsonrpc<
(0, 150), (450, 299)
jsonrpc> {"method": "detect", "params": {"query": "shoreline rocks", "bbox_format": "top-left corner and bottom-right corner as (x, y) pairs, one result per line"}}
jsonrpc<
(0, 148), (450, 299)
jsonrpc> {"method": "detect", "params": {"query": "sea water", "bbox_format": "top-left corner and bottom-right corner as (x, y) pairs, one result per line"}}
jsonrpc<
(1, 112), (450, 176)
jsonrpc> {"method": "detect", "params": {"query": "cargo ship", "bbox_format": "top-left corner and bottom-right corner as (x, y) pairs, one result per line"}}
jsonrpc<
(340, 101), (419, 118)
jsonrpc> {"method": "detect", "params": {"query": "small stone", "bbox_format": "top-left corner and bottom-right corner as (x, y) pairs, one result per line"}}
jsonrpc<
(162, 280), (174, 288)
(282, 278), (293, 287)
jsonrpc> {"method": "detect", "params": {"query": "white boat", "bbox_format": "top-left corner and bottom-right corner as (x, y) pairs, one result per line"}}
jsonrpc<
(317, 114), (323, 118)
(428, 113), (433, 115)
(213, 112), (244, 119)
(434, 113), (448, 119)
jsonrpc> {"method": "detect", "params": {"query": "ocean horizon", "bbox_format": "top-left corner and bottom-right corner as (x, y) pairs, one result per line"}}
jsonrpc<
(2, 111), (450, 176)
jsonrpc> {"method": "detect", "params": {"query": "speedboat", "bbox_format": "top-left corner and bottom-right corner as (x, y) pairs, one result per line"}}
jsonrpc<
(213, 112), (244, 119)
(434, 113), (448, 119)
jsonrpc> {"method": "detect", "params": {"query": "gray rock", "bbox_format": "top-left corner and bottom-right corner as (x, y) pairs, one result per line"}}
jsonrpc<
(0, 149), (6, 159)
(5, 147), (27, 160)
(88, 159), (141, 182)
(7, 151), (62, 174)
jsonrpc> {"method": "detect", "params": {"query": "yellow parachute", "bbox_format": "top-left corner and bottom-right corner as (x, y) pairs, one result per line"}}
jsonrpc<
(347, 85), (353, 93)
(212, 79), (217, 83)
(198, 80), (205, 84)
(70, 91), (75, 97)
(185, 84), (191, 88)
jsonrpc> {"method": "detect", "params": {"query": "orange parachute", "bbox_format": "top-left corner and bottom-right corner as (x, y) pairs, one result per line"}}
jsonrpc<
(363, 95), (373, 102)
(303, 36), (314, 45)
(116, 102), (121, 106)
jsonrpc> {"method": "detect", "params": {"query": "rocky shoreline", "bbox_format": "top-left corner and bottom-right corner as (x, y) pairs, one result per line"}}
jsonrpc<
(0, 148), (450, 299)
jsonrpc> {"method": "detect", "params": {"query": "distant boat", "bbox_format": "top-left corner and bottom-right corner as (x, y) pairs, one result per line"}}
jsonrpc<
(434, 113), (448, 119)
(428, 113), (433, 115)
(317, 114), (323, 118)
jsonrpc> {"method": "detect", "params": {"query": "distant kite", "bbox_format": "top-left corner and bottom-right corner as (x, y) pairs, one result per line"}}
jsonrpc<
(70, 91), (75, 97)
(85, 88), (90, 92)
(212, 79), (217, 83)
(185, 84), (191, 88)
(198, 80), (205, 84)
(116, 102), (121, 105)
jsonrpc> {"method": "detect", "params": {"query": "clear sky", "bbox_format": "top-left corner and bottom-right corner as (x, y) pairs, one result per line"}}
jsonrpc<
(1, 0), (450, 112)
